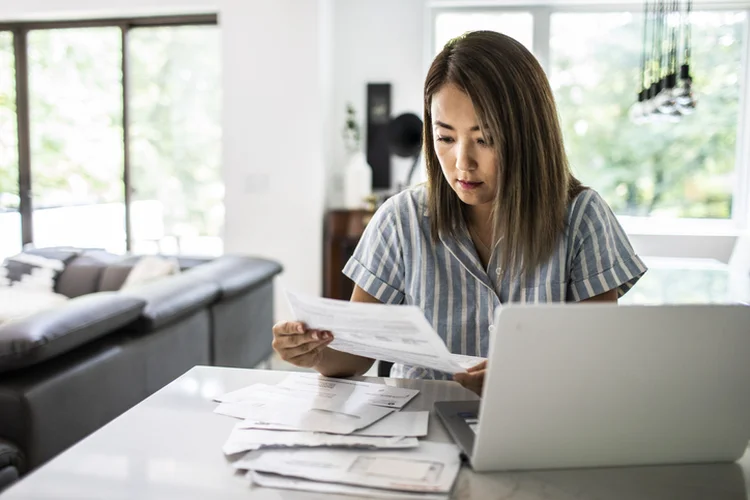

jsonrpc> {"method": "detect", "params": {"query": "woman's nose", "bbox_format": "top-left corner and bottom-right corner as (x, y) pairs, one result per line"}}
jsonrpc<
(455, 143), (476, 172)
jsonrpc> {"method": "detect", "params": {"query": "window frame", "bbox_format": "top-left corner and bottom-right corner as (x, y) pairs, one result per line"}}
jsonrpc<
(0, 14), (218, 251)
(427, 1), (750, 235)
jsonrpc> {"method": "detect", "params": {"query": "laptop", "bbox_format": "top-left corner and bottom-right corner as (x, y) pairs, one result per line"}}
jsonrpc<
(435, 303), (750, 472)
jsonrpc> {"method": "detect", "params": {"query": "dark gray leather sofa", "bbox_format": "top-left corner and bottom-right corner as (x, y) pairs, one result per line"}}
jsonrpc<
(0, 250), (282, 490)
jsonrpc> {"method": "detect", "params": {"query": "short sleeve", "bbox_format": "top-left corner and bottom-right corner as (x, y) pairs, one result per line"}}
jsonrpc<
(568, 190), (648, 301)
(342, 198), (405, 304)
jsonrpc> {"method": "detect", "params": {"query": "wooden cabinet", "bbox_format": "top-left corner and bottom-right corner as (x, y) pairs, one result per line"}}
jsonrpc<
(322, 209), (373, 300)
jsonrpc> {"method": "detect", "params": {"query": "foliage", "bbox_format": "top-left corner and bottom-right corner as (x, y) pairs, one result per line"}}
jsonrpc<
(551, 11), (744, 219)
(129, 25), (222, 239)
(342, 102), (361, 155)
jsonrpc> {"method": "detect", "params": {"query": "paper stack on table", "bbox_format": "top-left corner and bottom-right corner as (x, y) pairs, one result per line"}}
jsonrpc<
(212, 372), (461, 498)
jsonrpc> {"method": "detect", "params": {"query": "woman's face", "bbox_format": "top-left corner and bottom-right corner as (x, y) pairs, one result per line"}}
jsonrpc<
(431, 82), (498, 210)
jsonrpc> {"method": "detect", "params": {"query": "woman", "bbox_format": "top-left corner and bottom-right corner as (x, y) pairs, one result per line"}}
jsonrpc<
(272, 31), (647, 395)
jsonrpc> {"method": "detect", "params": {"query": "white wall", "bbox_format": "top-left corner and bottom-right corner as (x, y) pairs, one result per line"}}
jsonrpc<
(221, 0), (327, 320)
(328, 0), (426, 207)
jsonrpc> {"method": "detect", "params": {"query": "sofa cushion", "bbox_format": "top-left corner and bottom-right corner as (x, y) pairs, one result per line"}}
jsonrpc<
(98, 265), (133, 292)
(55, 250), (122, 298)
(120, 273), (220, 330)
(0, 293), (146, 374)
(186, 256), (283, 299)
(120, 256), (181, 290)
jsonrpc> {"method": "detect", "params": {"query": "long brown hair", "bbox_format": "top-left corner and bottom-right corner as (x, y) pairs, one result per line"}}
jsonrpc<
(424, 30), (584, 278)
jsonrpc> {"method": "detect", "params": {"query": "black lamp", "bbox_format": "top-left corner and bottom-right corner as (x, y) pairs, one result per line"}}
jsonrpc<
(387, 112), (423, 189)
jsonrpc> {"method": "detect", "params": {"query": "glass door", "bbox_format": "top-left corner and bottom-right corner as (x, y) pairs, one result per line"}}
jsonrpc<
(0, 31), (22, 259)
(27, 27), (126, 252)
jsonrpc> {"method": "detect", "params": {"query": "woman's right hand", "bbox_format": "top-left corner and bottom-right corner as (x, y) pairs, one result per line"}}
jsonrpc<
(272, 321), (334, 368)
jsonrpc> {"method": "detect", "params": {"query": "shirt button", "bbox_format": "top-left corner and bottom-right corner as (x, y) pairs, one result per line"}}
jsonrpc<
(495, 268), (502, 275)
(489, 325), (495, 333)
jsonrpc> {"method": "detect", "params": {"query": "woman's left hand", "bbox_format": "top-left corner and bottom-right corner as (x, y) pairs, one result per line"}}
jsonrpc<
(453, 360), (487, 396)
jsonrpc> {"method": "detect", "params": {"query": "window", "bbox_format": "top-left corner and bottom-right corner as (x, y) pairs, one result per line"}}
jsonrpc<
(431, 7), (749, 227)
(0, 15), (221, 256)
(28, 28), (125, 251)
(0, 31), (21, 259)
(129, 25), (222, 255)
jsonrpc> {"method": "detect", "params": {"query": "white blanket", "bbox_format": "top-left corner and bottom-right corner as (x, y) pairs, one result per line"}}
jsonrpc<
(0, 287), (69, 326)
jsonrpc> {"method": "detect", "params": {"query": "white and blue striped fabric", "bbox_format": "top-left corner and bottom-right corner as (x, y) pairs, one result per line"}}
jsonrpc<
(342, 185), (648, 380)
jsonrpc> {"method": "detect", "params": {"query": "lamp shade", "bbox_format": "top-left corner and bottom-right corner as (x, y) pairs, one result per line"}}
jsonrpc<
(388, 113), (423, 158)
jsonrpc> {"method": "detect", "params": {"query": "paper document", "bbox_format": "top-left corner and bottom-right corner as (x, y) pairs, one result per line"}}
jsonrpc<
(249, 471), (449, 500)
(286, 290), (464, 374)
(216, 376), (418, 409)
(214, 382), (324, 405)
(234, 440), (461, 493)
(451, 354), (487, 371)
(241, 410), (430, 438)
(223, 426), (417, 455)
(276, 373), (419, 409)
(355, 410), (429, 437)
(219, 397), (394, 435)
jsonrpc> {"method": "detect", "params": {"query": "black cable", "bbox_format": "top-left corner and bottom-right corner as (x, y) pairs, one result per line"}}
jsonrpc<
(640, 0), (650, 93)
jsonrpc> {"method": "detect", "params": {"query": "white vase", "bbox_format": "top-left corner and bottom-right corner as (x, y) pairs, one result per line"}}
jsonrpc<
(343, 151), (372, 209)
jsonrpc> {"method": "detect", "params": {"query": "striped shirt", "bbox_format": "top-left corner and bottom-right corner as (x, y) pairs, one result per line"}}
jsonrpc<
(342, 184), (648, 380)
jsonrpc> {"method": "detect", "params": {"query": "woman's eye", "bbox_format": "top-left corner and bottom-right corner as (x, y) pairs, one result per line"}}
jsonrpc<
(477, 138), (491, 146)
(436, 136), (454, 144)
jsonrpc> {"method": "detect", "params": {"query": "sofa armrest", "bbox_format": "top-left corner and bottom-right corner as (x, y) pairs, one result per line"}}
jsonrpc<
(120, 273), (220, 330)
(186, 255), (282, 299)
(0, 293), (146, 374)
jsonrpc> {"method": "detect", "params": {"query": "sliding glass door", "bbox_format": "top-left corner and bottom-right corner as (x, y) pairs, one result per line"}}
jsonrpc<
(0, 15), (221, 257)
(0, 31), (21, 259)
(27, 27), (126, 252)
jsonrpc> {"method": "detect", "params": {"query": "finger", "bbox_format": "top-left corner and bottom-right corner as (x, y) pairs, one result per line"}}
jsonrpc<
(273, 321), (307, 335)
(278, 330), (333, 349)
(288, 340), (331, 366)
(453, 371), (484, 391)
(284, 338), (333, 360)
(467, 360), (487, 373)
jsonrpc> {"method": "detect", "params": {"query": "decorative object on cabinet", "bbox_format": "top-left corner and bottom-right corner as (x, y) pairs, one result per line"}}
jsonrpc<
(342, 103), (373, 210)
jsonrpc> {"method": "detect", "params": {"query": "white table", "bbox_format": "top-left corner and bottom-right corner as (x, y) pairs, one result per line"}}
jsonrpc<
(621, 256), (750, 305)
(2, 366), (749, 499)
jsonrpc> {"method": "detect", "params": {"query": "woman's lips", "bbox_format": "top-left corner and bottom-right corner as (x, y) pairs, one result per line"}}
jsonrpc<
(458, 180), (483, 190)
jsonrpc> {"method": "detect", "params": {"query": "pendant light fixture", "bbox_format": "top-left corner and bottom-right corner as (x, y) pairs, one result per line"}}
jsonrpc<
(629, 0), (695, 123)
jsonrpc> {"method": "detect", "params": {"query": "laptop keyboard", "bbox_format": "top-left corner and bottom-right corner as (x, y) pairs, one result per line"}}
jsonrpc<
(459, 412), (479, 433)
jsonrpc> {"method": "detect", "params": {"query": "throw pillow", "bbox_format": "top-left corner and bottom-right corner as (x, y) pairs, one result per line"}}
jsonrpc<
(0, 252), (68, 294)
(120, 255), (181, 290)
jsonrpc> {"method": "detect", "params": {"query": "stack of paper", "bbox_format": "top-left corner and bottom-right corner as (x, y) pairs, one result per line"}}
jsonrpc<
(237, 441), (462, 498)
(213, 372), (461, 498)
